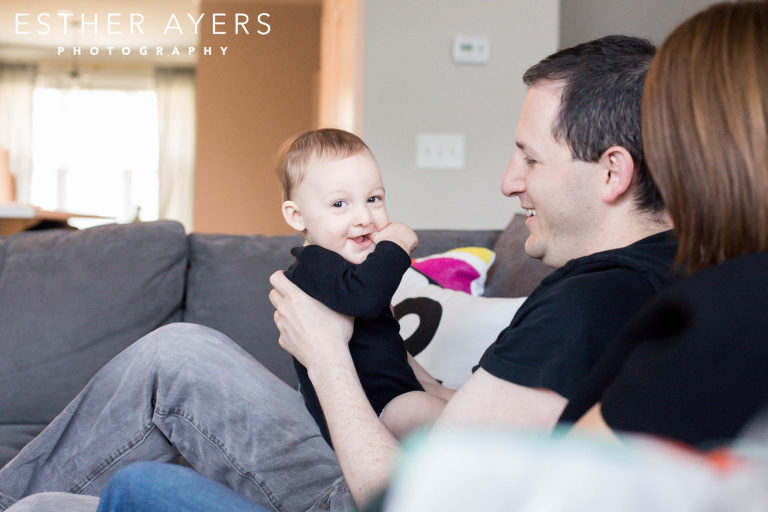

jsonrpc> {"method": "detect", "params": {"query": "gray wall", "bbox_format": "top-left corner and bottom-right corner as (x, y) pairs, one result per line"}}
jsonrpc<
(560, 0), (721, 48)
(360, 0), (720, 231)
(362, 0), (559, 230)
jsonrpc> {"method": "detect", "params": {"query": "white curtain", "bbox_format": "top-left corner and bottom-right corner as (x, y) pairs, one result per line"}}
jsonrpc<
(0, 63), (36, 203)
(155, 67), (196, 232)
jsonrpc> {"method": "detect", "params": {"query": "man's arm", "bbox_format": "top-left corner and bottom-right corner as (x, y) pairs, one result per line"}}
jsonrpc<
(436, 368), (567, 430)
(306, 353), (400, 504)
(270, 271), (567, 504)
(269, 270), (399, 506)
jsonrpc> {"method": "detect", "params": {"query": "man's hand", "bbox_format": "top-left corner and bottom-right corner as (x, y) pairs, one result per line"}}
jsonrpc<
(268, 270), (353, 368)
(370, 222), (418, 255)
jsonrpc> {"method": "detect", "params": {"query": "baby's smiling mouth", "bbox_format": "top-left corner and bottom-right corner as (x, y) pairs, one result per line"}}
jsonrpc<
(350, 234), (370, 245)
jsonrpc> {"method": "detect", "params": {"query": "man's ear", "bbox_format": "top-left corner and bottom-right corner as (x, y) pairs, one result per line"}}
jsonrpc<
(281, 200), (305, 232)
(599, 146), (635, 204)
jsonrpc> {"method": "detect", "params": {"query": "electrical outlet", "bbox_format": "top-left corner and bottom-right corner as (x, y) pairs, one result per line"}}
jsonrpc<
(416, 133), (465, 169)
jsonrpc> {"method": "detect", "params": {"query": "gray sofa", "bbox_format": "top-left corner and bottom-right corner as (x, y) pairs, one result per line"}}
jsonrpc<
(0, 216), (549, 470)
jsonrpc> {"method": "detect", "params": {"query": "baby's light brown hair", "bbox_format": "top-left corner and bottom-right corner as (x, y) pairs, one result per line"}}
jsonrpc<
(276, 128), (372, 201)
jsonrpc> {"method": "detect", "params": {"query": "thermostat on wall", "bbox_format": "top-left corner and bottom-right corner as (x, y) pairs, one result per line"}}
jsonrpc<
(452, 35), (490, 65)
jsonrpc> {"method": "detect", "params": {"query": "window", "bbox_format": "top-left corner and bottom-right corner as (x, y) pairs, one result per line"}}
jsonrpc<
(30, 82), (159, 229)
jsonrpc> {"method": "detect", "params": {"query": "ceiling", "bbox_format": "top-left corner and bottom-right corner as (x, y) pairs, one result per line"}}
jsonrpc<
(0, 0), (320, 64)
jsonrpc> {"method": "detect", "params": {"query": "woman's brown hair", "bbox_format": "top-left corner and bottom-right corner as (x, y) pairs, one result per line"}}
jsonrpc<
(642, 1), (768, 272)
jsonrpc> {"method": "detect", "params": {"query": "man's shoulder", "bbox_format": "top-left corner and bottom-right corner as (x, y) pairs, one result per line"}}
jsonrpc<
(478, 232), (677, 399)
(546, 230), (677, 292)
(518, 264), (655, 326)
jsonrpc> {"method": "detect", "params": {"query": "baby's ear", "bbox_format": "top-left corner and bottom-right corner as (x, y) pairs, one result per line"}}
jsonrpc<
(281, 200), (305, 232)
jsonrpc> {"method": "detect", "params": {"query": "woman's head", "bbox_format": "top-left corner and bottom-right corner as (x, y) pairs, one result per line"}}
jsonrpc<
(642, 1), (768, 272)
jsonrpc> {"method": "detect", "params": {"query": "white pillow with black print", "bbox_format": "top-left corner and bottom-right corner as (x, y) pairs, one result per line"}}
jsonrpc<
(392, 268), (526, 389)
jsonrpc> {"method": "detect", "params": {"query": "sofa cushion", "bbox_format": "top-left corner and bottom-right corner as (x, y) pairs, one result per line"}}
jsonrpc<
(0, 424), (45, 467)
(411, 230), (500, 259)
(0, 221), (187, 465)
(484, 214), (552, 298)
(185, 233), (303, 388)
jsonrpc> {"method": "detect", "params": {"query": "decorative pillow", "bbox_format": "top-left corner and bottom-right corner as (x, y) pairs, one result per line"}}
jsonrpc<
(411, 246), (496, 296)
(392, 268), (526, 389)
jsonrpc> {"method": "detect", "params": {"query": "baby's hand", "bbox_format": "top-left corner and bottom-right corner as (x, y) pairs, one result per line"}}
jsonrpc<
(370, 222), (419, 254)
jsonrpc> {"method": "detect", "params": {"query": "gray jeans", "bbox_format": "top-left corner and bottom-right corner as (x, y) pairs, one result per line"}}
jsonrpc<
(0, 323), (355, 512)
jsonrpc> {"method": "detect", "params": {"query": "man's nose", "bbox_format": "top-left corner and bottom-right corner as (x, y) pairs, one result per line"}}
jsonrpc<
(500, 156), (526, 197)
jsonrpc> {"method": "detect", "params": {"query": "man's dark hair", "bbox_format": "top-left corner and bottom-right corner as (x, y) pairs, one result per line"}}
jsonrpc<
(523, 35), (664, 213)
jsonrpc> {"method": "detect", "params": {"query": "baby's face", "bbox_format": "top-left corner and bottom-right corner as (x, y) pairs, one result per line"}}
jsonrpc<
(292, 152), (389, 264)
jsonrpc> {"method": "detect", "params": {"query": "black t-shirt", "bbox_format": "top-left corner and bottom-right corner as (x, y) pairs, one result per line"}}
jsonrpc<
(285, 241), (423, 446)
(475, 231), (678, 399)
(583, 251), (768, 447)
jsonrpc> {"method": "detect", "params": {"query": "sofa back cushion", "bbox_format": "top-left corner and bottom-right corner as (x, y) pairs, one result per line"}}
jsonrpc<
(410, 230), (501, 259)
(485, 215), (552, 298)
(185, 233), (303, 387)
(0, 221), (188, 426)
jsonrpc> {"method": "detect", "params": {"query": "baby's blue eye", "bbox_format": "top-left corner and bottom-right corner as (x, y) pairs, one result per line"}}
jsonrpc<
(367, 196), (382, 203)
(332, 200), (346, 208)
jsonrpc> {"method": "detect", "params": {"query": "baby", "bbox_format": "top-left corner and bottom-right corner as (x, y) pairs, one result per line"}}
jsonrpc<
(277, 128), (446, 445)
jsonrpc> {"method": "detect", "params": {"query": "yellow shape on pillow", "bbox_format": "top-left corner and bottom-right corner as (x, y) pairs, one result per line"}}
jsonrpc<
(448, 247), (495, 265)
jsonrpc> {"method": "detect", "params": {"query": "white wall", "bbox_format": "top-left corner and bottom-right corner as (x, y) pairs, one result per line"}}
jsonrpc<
(361, 0), (559, 230)
(560, 0), (721, 48)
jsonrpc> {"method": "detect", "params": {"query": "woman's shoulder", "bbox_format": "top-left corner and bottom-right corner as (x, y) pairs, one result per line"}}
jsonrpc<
(669, 251), (768, 300)
(637, 251), (768, 346)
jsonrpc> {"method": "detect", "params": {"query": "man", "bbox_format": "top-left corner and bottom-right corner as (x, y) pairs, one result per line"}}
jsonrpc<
(0, 36), (674, 512)
(270, 35), (675, 506)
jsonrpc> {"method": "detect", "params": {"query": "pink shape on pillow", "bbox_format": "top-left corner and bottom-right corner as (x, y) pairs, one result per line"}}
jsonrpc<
(411, 258), (480, 294)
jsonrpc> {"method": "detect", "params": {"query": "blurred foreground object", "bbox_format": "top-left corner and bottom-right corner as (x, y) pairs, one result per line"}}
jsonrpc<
(383, 424), (768, 512)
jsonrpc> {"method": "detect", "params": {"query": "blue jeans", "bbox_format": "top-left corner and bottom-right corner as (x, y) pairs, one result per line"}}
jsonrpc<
(0, 323), (354, 511)
(98, 462), (271, 512)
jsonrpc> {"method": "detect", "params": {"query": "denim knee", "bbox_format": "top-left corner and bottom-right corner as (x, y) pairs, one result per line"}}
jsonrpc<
(139, 323), (242, 368)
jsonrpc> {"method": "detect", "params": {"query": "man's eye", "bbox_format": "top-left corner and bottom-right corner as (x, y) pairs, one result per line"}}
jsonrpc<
(524, 158), (538, 167)
(332, 200), (346, 208)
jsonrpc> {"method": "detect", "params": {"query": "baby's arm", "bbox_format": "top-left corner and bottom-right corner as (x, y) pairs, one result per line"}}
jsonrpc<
(379, 390), (447, 439)
(407, 353), (456, 401)
(292, 241), (410, 318)
(290, 222), (417, 319)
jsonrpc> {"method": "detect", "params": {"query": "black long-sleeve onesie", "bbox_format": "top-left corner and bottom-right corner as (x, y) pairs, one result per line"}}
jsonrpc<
(285, 241), (424, 446)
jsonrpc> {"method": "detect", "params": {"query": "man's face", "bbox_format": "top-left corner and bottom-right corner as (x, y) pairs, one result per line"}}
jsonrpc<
(501, 82), (603, 268)
(291, 152), (389, 264)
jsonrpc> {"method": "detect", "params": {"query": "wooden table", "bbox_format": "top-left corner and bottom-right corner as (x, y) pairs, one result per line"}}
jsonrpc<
(0, 203), (110, 236)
